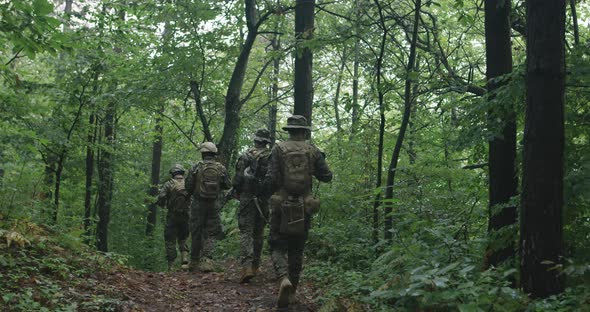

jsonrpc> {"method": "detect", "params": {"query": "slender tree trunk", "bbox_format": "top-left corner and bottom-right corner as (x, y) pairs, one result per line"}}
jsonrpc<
(84, 69), (100, 241)
(333, 48), (346, 152)
(570, 0), (579, 45)
(384, 0), (421, 242)
(190, 80), (213, 142)
(146, 105), (163, 236)
(217, 0), (260, 166)
(372, 0), (387, 244)
(96, 101), (115, 252)
(521, 0), (565, 298)
(350, 0), (362, 138)
(269, 32), (280, 145)
(293, 0), (315, 128)
(52, 155), (65, 223)
(484, 0), (518, 268)
(43, 155), (56, 204)
(84, 111), (96, 241)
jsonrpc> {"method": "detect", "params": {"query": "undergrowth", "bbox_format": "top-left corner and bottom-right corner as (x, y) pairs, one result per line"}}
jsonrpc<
(305, 212), (590, 312)
(0, 215), (129, 311)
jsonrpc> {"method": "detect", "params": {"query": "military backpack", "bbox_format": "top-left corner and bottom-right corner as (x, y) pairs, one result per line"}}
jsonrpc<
(168, 177), (189, 213)
(195, 161), (222, 199)
(278, 141), (313, 196)
(243, 147), (270, 184)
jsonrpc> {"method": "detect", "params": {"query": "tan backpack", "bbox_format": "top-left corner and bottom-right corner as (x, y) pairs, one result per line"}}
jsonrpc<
(195, 161), (222, 199)
(168, 177), (189, 213)
(278, 141), (313, 196)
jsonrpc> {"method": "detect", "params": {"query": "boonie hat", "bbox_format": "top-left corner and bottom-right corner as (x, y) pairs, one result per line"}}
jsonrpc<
(282, 115), (311, 131)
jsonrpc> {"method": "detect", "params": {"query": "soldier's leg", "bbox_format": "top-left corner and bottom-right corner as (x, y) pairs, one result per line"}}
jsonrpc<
(203, 200), (221, 258)
(287, 238), (306, 289)
(177, 213), (190, 265)
(190, 200), (207, 266)
(238, 199), (256, 266)
(252, 200), (268, 270)
(269, 205), (288, 280)
(164, 214), (177, 266)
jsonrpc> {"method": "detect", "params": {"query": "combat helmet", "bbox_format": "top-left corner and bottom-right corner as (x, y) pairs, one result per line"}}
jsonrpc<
(200, 142), (218, 154)
(169, 164), (185, 176)
(253, 128), (271, 143)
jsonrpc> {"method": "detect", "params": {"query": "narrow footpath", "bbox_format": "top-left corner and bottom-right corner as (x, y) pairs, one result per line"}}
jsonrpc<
(94, 260), (318, 312)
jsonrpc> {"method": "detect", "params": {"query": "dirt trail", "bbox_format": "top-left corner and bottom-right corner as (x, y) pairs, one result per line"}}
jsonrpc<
(98, 260), (318, 312)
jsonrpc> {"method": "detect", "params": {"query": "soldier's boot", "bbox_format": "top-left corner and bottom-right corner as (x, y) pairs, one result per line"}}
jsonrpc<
(180, 251), (189, 270)
(277, 277), (293, 308)
(240, 266), (255, 283)
(167, 260), (174, 272)
(288, 287), (297, 304)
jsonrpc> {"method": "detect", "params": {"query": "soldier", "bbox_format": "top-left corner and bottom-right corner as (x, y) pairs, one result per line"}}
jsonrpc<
(263, 115), (332, 308)
(156, 164), (190, 271)
(185, 142), (231, 272)
(233, 129), (272, 283)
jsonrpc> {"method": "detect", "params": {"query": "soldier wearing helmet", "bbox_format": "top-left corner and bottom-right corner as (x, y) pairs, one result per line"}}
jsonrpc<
(263, 115), (332, 307)
(156, 164), (190, 271)
(185, 142), (231, 272)
(232, 129), (272, 283)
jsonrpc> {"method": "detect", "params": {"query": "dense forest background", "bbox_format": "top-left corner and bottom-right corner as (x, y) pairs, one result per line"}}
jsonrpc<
(1, 0), (589, 310)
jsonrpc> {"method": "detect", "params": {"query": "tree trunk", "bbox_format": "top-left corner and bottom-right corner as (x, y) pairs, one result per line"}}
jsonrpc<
(96, 101), (115, 252)
(269, 32), (280, 145)
(146, 105), (163, 236)
(293, 0), (315, 129)
(521, 0), (565, 298)
(190, 80), (213, 142)
(84, 111), (96, 241)
(333, 48), (346, 153)
(217, 0), (260, 166)
(350, 0), (362, 138)
(384, 0), (421, 242)
(53, 155), (65, 223)
(484, 0), (518, 268)
(372, 0), (387, 244)
(570, 0), (579, 45)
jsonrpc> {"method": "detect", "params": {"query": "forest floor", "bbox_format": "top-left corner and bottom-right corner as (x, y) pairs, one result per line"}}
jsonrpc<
(0, 221), (319, 312)
(87, 259), (318, 312)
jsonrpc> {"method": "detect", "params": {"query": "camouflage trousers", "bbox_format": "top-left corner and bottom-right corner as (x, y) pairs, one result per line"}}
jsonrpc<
(190, 197), (223, 262)
(238, 195), (269, 268)
(268, 198), (311, 289)
(164, 211), (190, 262)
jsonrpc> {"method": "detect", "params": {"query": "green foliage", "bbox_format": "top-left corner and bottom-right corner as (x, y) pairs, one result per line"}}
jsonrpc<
(0, 219), (127, 311)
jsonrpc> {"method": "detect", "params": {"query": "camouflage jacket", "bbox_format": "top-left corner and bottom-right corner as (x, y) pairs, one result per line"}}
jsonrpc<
(233, 146), (271, 195)
(263, 139), (332, 196)
(185, 157), (231, 198)
(156, 175), (185, 210)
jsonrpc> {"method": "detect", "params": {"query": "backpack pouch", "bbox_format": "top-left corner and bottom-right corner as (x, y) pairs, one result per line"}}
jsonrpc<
(280, 197), (306, 236)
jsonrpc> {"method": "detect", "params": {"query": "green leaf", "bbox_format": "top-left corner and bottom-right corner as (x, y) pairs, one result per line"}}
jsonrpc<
(33, 0), (54, 16)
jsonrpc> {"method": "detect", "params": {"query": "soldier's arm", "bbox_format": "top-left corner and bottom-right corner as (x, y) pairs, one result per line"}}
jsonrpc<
(156, 181), (169, 207)
(220, 165), (232, 190)
(313, 147), (333, 183)
(232, 154), (246, 194)
(185, 164), (197, 195)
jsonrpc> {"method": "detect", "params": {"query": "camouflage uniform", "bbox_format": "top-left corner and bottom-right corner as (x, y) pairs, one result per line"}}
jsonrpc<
(157, 166), (190, 269)
(185, 143), (231, 270)
(233, 129), (272, 281)
(263, 115), (332, 307)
